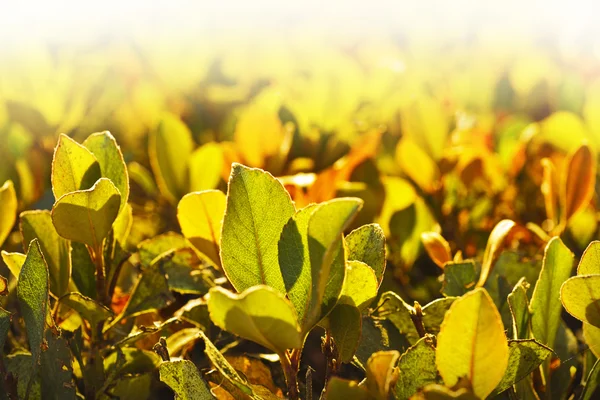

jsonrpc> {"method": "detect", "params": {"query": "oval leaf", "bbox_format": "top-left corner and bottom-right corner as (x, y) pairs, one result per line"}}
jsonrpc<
(207, 285), (302, 354)
(339, 260), (379, 311)
(51, 133), (101, 199)
(421, 231), (451, 269)
(561, 275), (600, 328)
(51, 178), (121, 248)
(395, 336), (440, 400)
(188, 142), (224, 192)
(159, 359), (214, 400)
(346, 223), (386, 284)
(0, 180), (17, 248)
(436, 288), (509, 399)
(578, 241), (600, 275)
(59, 292), (113, 327)
(476, 219), (516, 287)
(328, 303), (362, 363)
(561, 143), (596, 223)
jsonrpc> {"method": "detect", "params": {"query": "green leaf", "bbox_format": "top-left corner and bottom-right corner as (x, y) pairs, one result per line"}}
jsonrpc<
(6, 353), (41, 399)
(138, 232), (188, 267)
(0, 250), (26, 279)
(507, 278), (530, 340)
(188, 142), (224, 192)
(561, 274), (600, 328)
(579, 241), (600, 275)
(221, 163), (295, 293)
(175, 298), (211, 329)
(59, 292), (113, 327)
(162, 248), (214, 295)
(0, 180), (17, 248)
(117, 253), (175, 320)
(328, 303), (362, 363)
(207, 285), (302, 354)
(105, 373), (152, 400)
(83, 131), (130, 211)
(530, 237), (573, 348)
(103, 348), (161, 375)
(584, 322), (600, 358)
(51, 133), (102, 199)
(490, 339), (553, 396)
(20, 210), (71, 297)
(365, 351), (400, 400)
(113, 203), (133, 245)
(40, 331), (77, 400)
(115, 317), (181, 348)
(436, 288), (509, 399)
(441, 261), (477, 297)
(395, 336), (440, 400)
(149, 113), (195, 202)
(16, 239), (50, 396)
(355, 316), (410, 369)
(345, 223), (386, 284)
(307, 198), (363, 330)
(70, 242), (97, 298)
(338, 260), (379, 311)
(159, 359), (214, 400)
(0, 307), (12, 353)
(52, 178), (121, 248)
(581, 358), (600, 400)
(278, 204), (318, 329)
(324, 377), (369, 400)
(177, 190), (226, 267)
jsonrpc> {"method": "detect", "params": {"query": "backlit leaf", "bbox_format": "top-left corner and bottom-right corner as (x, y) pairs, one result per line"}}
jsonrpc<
(578, 241), (600, 275)
(0, 180), (17, 248)
(59, 292), (113, 327)
(396, 137), (439, 193)
(561, 275), (600, 328)
(328, 303), (362, 363)
(345, 223), (386, 284)
(83, 131), (130, 211)
(0, 251), (25, 279)
(583, 322), (600, 359)
(52, 178), (121, 249)
(561, 143), (596, 224)
(138, 232), (188, 267)
(441, 261), (477, 297)
(324, 377), (369, 400)
(338, 260), (378, 311)
(395, 336), (440, 400)
(476, 219), (516, 288)
(178, 190), (226, 267)
(207, 285), (302, 354)
(159, 359), (214, 400)
(436, 288), (509, 399)
(507, 278), (530, 340)
(51, 133), (101, 199)
(221, 163), (295, 293)
(70, 242), (96, 298)
(581, 358), (600, 400)
(188, 143), (224, 192)
(365, 350), (399, 400)
(421, 231), (452, 269)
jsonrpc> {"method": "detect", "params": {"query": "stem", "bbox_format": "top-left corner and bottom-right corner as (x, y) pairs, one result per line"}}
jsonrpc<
(280, 350), (300, 400)
(410, 301), (427, 339)
(321, 330), (339, 397)
(93, 244), (108, 307)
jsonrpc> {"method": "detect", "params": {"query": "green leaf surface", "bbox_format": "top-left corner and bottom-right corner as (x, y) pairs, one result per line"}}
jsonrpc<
(6, 353), (41, 400)
(338, 260), (379, 311)
(491, 339), (553, 397)
(530, 237), (573, 349)
(578, 241), (600, 275)
(507, 278), (530, 340)
(325, 377), (369, 400)
(104, 347), (161, 375)
(70, 242), (97, 298)
(113, 203), (133, 245)
(561, 274), (600, 328)
(0, 307), (12, 353)
(328, 303), (362, 363)
(442, 261), (477, 297)
(51, 133), (102, 199)
(59, 292), (113, 327)
(52, 178), (121, 248)
(354, 316), (410, 369)
(138, 232), (188, 267)
(160, 359), (214, 400)
(162, 248), (213, 294)
(149, 113), (195, 202)
(115, 317), (181, 348)
(83, 131), (129, 211)
(16, 239), (50, 395)
(174, 298), (211, 329)
(188, 142), (224, 192)
(207, 285), (302, 354)
(221, 163), (295, 293)
(40, 331), (77, 400)
(0, 180), (17, 248)
(177, 190), (226, 267)
(20, 210), (71, 297)
(278, 204), (318, 329)
(104, 373), (152, 400)
(345, 223), (386, 284)
(395, 336), (440, 400)
(1, 250), (26, 279)
(581, 358), (600, 400)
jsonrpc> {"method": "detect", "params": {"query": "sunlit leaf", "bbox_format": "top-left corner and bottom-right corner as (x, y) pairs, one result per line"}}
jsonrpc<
(365, 350), (399, 400)
(396, 137), (439, 193)
(395, 336), (440, 400)
(59, 292), (113, 327)
(578, 241), (600, 275)
(324, 377), (369, 400)
(0, 250), (25, 279)
(0, 180), (17, 248)
(436, 288), (508, 399)
(177, 190), (226, 267)
(421, 231), (452, 269)
(345, 223), (386, 284)
(561, 275), (600, 328)
(207, 285), (302, 354)
(338, 260), (378, 311)
(561, 143), (596, 224)
(507, 278), (530, 340)
(476, 219), (516, 288)
(159, 359), (214, 400)
(51, 133), (101, 199)
(51, 178), (121, 248)
(188, 142), (224, 192)
(328, 303), (362, 363)
(442, 261), (477, 297)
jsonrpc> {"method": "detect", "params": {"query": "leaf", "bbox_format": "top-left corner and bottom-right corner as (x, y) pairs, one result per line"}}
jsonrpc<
(138, 232), (188, 267)
(0, 276), (6, 296)
(221, 163), (295, 293)
(324, 377), (369, 400)
(0, 307), (12, 353)
(345, 223), (386, 284)
(338, 260), (379, 311)
(70, 242), (97, 298)
(441, 261), (477, 297)
(107, 373), (152, 399)
(0, 180), (17, 248)
(160, 359), (214, 400)
(16, 239), (50, 396)
(421, 231), (452, 269)
(174, 298), (211, 329)
(355, 316), (410, 368)
(365, 350), (400, 400)
(395, 336), (440, 400)
(161, 248), (213, 294)
(103, 347), (161, 375)
(328, 303), (362, 363)
(507, 278), (531, 340)
(40, 331), (77, 400)
(20, 210), (71, 297)
(395, 137), (439, 193)
(0, 251), (26, 279)
(278, 204), (318, 329)
(188, 142), (224, 192)
(59, 292), (113, 327)
(149, 113), (195, 202)
(581, 358), (600, 400)
(113, 203), (133, 245)
(51, 178), (121, 249)
(436, 288), (509, 399)
(476, 219), (517, 287)
(307, 198), (362, 330)
(178, 190), (226, 267)
(583, 322), (600, 358)
(83, 131), (130, 211)
(51, 133), (102, 199)
(490, 339), (553, 396)
(561, 143), (596, 224)
(6, 353), (41, 399)
(530, 236), (573, 348)
(561, 275), (600, 328)
(115, 317), (181, 348)
(207, 285), (302, 354)
(578, 241), (600, 275)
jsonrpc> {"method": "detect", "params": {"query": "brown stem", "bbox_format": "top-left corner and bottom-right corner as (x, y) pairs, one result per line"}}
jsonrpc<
(93, 244), (108, 306)
(410, 301), (427, 339)
(280, 350), (300, 400)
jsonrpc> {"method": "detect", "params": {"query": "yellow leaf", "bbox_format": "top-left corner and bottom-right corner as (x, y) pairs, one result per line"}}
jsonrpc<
(395, 137), (439, 193)
(0, 180), (17, 248)
(436, 288), (509, 398)
(561, 143), (596, 225)
(421, 232), (452, 269)
(476, 219), (516, 288)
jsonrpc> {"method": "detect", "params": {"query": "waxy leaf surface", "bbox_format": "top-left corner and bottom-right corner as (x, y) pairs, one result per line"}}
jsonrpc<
(51, 133), (101, 199)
